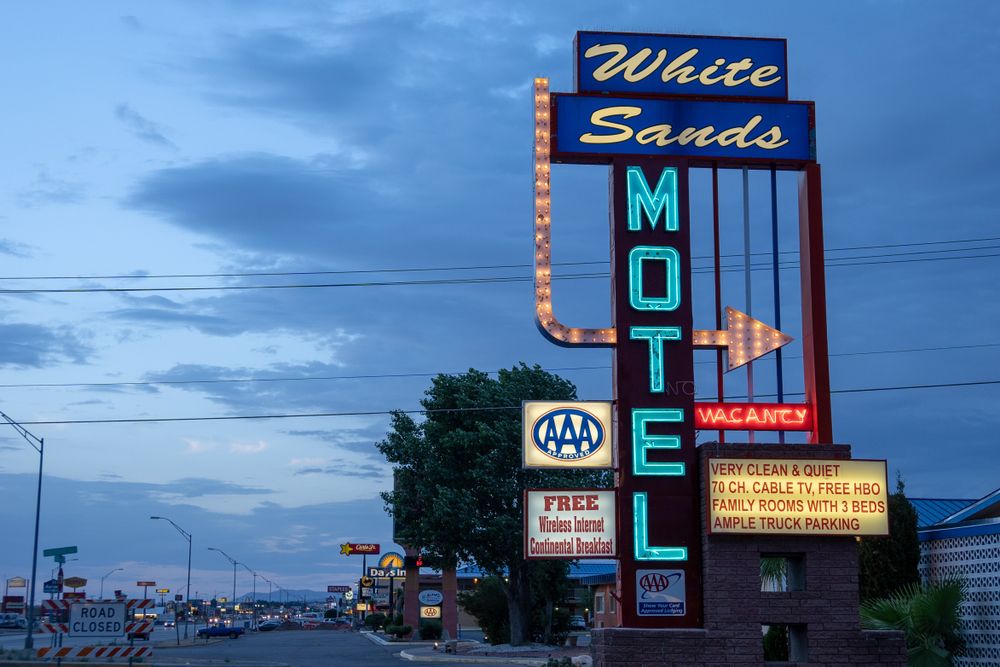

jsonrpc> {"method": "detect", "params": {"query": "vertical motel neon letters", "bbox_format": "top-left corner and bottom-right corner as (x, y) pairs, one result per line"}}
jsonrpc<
(628, 167), (687, 562)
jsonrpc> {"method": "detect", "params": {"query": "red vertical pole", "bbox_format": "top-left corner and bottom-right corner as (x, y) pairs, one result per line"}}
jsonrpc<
(711, 164), (724, 443)
(798, 164), (833, 444)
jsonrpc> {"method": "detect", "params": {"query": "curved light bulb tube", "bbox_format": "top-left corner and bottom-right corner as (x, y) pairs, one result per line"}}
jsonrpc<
(532, 78), (616, 348)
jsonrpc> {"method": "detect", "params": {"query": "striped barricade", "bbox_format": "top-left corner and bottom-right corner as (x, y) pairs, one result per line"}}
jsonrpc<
(126, 620), (154, 635)
(36, 645), (152, 660)
(42, 599), (71, 612)
(36, 622), (69, 634)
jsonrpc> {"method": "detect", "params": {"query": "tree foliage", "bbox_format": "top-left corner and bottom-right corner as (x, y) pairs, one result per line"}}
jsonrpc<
(861, 580), (966, 666)
(378, 364), (610, 645)
(858, 474), (920, 601)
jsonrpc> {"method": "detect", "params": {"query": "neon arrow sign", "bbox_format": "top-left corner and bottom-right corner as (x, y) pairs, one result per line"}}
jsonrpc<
(692, 306), (792, 371)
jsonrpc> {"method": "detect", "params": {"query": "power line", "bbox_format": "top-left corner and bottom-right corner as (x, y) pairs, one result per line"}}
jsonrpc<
(0, 236), (996, 283)
(2, 250), (999, 295)
(3, 342), (999, 390)
(14, 377), (1000, 426)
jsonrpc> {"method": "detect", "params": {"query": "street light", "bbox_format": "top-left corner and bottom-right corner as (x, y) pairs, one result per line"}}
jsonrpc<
(150, 516), (192, 640)
(99, 568), (123, 599)
(1, 410), (45, 651)
(241, 564), (261, 629)
(207, 548), (239, 622)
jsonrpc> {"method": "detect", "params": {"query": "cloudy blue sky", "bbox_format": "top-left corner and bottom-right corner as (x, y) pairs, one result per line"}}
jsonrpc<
(1, 1), (998, 600)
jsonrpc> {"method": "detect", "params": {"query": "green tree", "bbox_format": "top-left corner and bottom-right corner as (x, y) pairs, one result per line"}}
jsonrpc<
(458, 576), (510, 645)
(861, 580), (966, 666)
(378, 365), (610, 645)
(859, 473), (920, 601)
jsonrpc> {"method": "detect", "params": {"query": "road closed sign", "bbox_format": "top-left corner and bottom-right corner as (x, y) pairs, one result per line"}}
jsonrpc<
(70, 602), (126, 637)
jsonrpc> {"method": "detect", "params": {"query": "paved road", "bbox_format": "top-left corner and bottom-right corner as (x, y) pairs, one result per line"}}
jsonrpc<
(152, 629), (491, 667)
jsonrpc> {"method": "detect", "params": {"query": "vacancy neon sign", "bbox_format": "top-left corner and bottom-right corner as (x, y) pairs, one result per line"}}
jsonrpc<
(694, 402), (812, 431)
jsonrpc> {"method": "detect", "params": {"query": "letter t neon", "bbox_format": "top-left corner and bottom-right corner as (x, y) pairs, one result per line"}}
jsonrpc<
(629, 326), (682, 393)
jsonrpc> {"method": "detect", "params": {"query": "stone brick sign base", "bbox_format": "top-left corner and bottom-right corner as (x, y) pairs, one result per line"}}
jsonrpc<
(591, 443), (906, 667)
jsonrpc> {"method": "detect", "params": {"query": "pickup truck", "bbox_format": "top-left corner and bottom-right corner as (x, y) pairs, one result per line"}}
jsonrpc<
(197, 625), (244, 639)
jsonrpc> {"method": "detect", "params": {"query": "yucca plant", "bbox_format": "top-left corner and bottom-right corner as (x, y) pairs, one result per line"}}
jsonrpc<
(860, 580), (966, 666)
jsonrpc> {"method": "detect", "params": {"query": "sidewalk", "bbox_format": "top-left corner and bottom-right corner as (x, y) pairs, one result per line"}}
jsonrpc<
(399, 645), (591, 666)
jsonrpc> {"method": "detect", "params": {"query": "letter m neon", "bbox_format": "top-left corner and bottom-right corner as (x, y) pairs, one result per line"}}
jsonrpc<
(626, 166), (678, 232)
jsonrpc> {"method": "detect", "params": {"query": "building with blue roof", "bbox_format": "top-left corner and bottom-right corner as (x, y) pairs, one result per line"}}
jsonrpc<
(916, 488), (999, 665)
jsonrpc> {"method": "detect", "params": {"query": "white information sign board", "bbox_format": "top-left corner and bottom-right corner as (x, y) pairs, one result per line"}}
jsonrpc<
(69, 602), (126, 637)
(524, 489), (616, 559)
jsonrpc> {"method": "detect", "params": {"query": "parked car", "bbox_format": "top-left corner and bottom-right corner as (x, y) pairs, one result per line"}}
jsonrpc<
(568, 615), (587, 630)
(0, 614), (27, 629)
(197, 625), (244, 639)
(258, 619), (281, 631)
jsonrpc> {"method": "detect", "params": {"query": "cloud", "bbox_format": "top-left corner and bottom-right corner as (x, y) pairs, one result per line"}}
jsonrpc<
(184, 438), (216, 454)
(0, 472), (397, 587)
(17, 171), (85, 207)
(0, 239), (33, 258)
(291, 457), (386, 479)
(124, 152), (382, 261)
(0, 323), (92, 368)
(229, 440), (268, 454)
(115, 104), (177, 149)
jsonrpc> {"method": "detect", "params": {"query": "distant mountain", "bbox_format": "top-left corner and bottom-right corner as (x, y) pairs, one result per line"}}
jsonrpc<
(236, 588), (344, 603)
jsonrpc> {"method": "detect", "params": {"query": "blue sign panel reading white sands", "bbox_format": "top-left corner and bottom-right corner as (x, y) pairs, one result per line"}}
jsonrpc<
(552, 94), (814, 162)
(576, 31), (787, 99)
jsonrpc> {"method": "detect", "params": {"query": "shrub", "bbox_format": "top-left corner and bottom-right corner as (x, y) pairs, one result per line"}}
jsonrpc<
(364, 612), (387, 630)
(384, 624), (412, 639)
(419, 619), (443, 640)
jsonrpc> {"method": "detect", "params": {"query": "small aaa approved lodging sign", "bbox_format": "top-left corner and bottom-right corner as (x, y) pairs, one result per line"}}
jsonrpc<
(707, 458), (889, 535)
(525, 489), (616, 559)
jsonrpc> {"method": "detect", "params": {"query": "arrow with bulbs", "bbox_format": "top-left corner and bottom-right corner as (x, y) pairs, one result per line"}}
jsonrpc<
(693, 306), (792, 371)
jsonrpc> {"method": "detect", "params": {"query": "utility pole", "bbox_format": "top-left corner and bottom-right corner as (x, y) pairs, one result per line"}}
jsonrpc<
(150, 516), (192, 639)
(0, 411), (45, 651)
(207, 548), (239, 625)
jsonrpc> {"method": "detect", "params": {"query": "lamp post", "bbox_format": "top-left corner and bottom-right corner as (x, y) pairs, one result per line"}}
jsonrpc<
(207, 548), (239, 624)
(99, 567), (123, 599)
(241, 564), (260, 630)
(150, 516), (192, 640)
(1, 410), (45, 651)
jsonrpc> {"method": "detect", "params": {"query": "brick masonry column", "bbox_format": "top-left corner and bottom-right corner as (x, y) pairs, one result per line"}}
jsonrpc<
(403, 546), (419, 634)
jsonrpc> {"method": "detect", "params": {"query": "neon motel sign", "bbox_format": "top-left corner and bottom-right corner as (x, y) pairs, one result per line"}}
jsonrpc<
(530, 31), (821, 627)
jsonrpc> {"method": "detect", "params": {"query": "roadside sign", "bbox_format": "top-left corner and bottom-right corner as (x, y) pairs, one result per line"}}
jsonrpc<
(420, 606), (441, 619)
(339, 543), (380, 556)
(344, 590), (354, 601)
(43, 546), (78, 558)
(155, 588), (169, 594)
(6, 577), (27, 588)
(366, 567), (404, 578)
(136, 581), (155, 587)
(43, 579), (61, 594)
(64, 577), (87, 589)
(63, 592), (85, 600)
(174, 594), (183, 601)
(70, 602), (126, 638)
(327, 585), (351, 593)
(418, 590), (443, 606)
